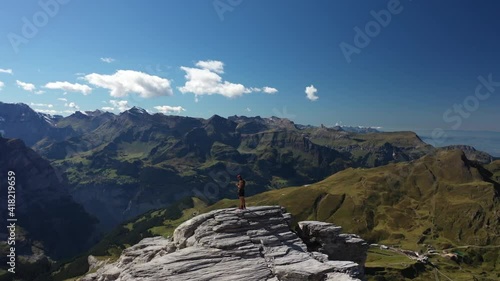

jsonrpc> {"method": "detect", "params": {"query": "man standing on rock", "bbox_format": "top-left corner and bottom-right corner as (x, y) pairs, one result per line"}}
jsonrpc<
(237, 174), (246, 210)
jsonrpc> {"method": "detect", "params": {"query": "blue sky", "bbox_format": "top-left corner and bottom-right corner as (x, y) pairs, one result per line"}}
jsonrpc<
(1, 0), (500, 132)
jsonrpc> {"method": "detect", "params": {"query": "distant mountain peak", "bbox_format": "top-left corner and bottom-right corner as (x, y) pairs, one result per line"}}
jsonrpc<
(208, 114), (225, 120)
(74, 111), (88, 117)
(37, 112), (58, 125)
(126, 106), (149, 115)
(132, 106), (148, 112)
(332, 126), (344, 131)
(15, 102), (31, 108)
(84, 109), (103, 116)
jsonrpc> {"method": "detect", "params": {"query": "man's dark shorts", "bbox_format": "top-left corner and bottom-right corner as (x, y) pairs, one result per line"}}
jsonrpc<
(238, 188), (245, 197)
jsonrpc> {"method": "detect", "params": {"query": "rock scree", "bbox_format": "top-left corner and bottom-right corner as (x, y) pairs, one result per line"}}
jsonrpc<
(82, 206), (368, 281)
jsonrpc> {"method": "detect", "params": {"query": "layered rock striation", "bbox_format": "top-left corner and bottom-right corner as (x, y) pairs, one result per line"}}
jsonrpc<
(82, 206), (368, 281)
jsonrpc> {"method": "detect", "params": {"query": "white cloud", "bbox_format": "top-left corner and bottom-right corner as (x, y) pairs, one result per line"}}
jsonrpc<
(30, 102), (54, 108)
(179, 65), (250, 98)
(65, 102), (80, 110)
(195, 60), (224, 74)
(100, 57), (116, 63)
(305, 85), (319, 101)
(179, 60), (278, 100)
(0, 69), (13, 75)
(154, 105), (186, 114)
(0, 81), (4, 90)
(246, 107), (251, 112)
(85, 70), (173, 98)
(34, 109), (59, 115)
(109, 100), (130, 112)
(57, 98), (68, 102)
(16, 80), (36, 92)
(249, 87), (262, 92)
(101, 106), (115, 111)
(262, 87), (278, 94)
(44, 81), (92, 95)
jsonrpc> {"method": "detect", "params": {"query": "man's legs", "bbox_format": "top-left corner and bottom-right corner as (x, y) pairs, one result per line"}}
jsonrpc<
(242, 196), (246, 209)
(239, 196), (244, 209)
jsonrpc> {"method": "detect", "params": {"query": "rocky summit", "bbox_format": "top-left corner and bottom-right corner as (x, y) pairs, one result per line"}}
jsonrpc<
(82, 206), (368, 281)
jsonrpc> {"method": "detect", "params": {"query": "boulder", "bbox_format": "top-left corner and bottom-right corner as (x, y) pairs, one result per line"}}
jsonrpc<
(297, 221), (369, 275)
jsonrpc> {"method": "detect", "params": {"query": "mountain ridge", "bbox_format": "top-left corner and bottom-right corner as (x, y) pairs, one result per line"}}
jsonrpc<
(0, 101), (496, 236)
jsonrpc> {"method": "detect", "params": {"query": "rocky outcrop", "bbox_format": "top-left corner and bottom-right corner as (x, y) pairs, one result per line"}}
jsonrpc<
(82, 206), (367, 281)
(297, 221), (369, 275)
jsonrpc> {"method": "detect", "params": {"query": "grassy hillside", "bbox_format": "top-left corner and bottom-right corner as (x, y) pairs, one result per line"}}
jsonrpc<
(56, 149), (500, 281)
(486, 160), (500, 182)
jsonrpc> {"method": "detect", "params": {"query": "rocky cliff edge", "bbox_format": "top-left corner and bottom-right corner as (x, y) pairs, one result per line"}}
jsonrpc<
(82, 206), (368, 281)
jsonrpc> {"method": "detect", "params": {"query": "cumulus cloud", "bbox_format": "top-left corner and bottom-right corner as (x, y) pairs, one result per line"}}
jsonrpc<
(33, 109), (59, 115)
(0, 69), (13, 75)
(16, 80), (36, 92)
(65, 102), (80, 110)
(195, 60), (224, 74)
(34, 90), (45, 95)
(246, 107), (251, 112)
(0, 81), (4, 90)
(44, 81), (92, 95)
(109, 100), (130, 112)
(179, 60), (279, 100)
(178, 62), (244, 98)
(262, 87), (278, 94)
(100, 57), (115, 63)
(154, 105), (186, 115)
(57, 98), (68, 102)
(305, 85), (319, 101)
(101, 106), (115, 111)
(30, 103), (54, 108)
(85, 70), (173, 98)
(179, 66), (248, 98)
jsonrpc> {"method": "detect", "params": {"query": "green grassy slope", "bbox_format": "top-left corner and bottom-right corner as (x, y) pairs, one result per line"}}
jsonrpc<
(208, 149), (500, 280)
(486, 160), (500, 182)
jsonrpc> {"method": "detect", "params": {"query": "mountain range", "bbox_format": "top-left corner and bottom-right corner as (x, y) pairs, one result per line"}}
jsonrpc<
(0, 102), (456, 231)
(0, 101), (499, 280)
